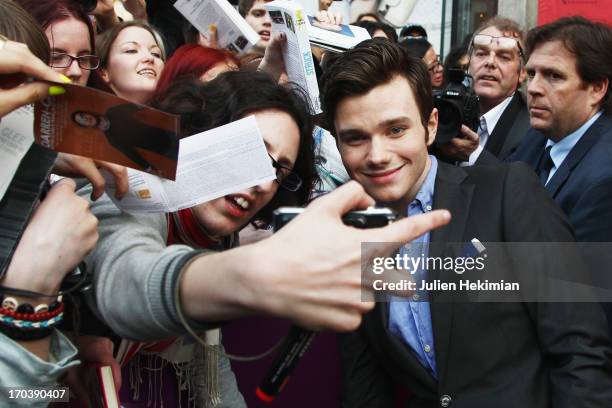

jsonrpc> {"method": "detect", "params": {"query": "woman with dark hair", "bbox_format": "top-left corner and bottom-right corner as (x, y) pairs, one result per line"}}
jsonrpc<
(17, 0), (98, 86)
(81, 70), (316, 407)
(155, 44), (238, 96)
(401, 37), (444, 89)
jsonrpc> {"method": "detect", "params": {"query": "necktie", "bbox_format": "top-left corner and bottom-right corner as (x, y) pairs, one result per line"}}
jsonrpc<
(537, 146), (554, 185)
(478, 116), (488, 147)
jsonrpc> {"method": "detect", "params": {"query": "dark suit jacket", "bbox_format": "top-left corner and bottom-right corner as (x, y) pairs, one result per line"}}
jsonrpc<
(341, 162), (612, 408)
(509, 113), (612, 242)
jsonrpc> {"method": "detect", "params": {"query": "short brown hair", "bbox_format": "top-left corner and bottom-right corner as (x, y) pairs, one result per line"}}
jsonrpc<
(475, 16), (525, 42)
(525, 16), (612, 113)
(321, 39), (433, 133)
(239, 0), (271, 17)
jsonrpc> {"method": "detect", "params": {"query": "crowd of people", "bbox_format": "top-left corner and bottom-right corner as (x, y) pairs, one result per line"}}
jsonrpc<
(1, 0), (611, 407)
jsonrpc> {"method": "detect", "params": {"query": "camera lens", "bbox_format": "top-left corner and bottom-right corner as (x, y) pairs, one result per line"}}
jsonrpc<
(434, 99), (462, 144)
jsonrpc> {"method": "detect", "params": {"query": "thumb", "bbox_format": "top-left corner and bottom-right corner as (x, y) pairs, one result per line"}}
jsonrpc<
(208, 24), (218, 48)
(48, 177), (78, 196)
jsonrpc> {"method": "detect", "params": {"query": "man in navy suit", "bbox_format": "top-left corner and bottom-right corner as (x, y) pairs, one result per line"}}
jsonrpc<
(511, 17), (612, 242)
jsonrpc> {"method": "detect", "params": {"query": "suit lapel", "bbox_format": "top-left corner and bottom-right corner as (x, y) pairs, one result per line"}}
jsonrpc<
(546, 114), (612, 197)
(428, 163), (474, 385)
(485, 93), (524, 157)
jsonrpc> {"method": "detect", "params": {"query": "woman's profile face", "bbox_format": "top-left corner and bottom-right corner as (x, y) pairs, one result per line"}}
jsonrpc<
(73, 112), (98, 128)
(46, 18), (93, 86)
(100, 26), (165, 104)
(192, 109), (300, 238)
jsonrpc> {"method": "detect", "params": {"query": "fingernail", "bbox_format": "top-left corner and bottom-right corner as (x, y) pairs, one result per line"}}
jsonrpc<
(209, 23), (217, 31)
(59, 74), (72, 83)
(48, 85), (66, 96)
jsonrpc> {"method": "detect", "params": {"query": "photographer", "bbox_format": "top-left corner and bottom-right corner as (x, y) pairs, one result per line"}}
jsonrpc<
(435, 17), (529, 165)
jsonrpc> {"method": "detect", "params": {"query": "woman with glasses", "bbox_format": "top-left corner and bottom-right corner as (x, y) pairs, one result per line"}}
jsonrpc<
(17, 0), (98, 86)
(401, 37), (444, 89)
(80, 70), (315, 407)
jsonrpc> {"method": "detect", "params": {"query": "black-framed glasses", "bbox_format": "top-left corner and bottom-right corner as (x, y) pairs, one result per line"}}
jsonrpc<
(427, 55), (442, 73)
(50, 53), (100, 70)
(269, 153), (302, 192)
(471, 34), (525, 62)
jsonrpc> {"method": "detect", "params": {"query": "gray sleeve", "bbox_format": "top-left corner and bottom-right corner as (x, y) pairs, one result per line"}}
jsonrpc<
(81, 185), (215, 341)
(0, 330), (79, 407)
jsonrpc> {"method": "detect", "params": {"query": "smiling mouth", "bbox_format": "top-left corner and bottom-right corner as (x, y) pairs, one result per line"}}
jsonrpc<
(364, 165), (405, 181)
(137, 68), (156, 78)
(260, 31), (270, 39)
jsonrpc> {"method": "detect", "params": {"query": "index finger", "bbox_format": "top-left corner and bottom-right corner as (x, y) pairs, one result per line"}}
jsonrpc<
(367, 210), (451, 246)
(460, 125), (479, 141)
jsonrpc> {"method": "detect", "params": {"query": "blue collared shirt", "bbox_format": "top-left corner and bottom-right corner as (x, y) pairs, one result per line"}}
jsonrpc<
(388, 156), (438, 378)
(544, 111), (603, 184)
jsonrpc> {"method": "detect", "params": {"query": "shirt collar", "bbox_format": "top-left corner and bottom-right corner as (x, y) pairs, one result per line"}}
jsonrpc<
(481, 94), (514, 135)
(545, 111), (603, 170)
(408, 155), (438, 215)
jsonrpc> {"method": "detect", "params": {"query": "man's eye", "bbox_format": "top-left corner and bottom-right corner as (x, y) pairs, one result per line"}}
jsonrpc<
(251, 10), (265, 17)
(390, 127), (406, 136)
(474, 50), (487, 57)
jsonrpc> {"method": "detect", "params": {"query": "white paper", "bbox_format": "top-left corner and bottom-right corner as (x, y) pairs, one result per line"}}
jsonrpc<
(0, 106), (35, 201)
(266, 1), (322, 114)
(174, 0), (260, 53)
(306, 15), (371, 51)
(108, 116), (276, 213)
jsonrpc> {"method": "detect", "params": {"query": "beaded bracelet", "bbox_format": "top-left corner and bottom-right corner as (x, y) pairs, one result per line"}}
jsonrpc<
(0, 295), (62, 314)
(0, 313), (63, 330)
(0, 302), (63, 322)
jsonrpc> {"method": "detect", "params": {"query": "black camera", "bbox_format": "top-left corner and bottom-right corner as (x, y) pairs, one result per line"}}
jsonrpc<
(432, 69), (480, 145)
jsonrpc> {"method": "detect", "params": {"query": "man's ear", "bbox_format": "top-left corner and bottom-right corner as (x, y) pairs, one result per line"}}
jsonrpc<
(589, 78), (609, 109)
(426, 108), (438, 147)
(518, 64), (527, 84)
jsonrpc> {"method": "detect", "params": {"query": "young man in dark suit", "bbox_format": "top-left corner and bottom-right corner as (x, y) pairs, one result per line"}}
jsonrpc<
(511, 17), (612, 243)
(436, 17), (530, 165)
(321, 39), (612, 407)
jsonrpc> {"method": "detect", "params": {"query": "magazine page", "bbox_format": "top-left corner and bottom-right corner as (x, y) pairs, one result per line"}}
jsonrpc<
(108, 116), (276, 213)
(265, 1), (321, 114)
(175, 0), (260, 53)
(34, 83), (180, 180)
(0, 105), (34, 200)
(306, 15), (371, 50)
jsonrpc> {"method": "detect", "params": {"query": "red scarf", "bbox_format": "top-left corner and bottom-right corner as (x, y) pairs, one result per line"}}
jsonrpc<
(167, 208), (219, 248)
